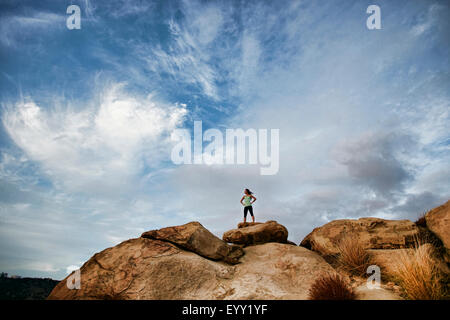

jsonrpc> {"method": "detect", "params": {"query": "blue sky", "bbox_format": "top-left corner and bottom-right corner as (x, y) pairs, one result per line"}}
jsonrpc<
(0, 0), (449, 279)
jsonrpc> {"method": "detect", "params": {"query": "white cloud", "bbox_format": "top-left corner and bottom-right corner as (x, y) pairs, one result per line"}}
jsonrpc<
(185, 3), (224, 45)
(2, 83), (187, 195)
(24, 262), (59, 273)
(66, 265), (80, 274)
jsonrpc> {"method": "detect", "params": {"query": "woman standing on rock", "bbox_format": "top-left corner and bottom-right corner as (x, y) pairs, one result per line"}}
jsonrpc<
(240, 189), (257, 223)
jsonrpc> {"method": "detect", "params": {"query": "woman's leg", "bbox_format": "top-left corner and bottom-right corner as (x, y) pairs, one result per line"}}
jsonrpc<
(249, 206), (255, 222)
(243, 206), (248, 223)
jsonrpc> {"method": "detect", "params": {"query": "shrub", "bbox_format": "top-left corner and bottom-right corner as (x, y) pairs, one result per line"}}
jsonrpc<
(308, 273), (356, 300)
(336, 236), (371, 276)
(389, 244), (443, 300)
(415, 212), (427, 227)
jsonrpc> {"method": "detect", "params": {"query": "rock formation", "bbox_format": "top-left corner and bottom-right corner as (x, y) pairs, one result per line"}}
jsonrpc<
(300, 217), (419, 256)
(141, 221), (244, 264)
(353, 285), (402, 300)
(237, 222), (262, 228)
(47, 236), (334, 299)
(47, 200), (450, 300)
(222, 220), (288, 246)
(425, 200), (450, 263)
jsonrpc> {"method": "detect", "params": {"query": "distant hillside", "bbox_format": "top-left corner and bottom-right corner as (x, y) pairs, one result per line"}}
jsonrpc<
(0, 276), (59, 300)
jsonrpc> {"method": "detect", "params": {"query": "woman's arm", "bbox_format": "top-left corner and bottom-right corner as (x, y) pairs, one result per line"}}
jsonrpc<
(251, 195), (257, 204)
(240, 196), (245, 205)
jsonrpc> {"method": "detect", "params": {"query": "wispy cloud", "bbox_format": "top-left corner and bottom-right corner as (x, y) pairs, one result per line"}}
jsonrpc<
(140, 19), (220, 99)
(0, 10), (65, 48)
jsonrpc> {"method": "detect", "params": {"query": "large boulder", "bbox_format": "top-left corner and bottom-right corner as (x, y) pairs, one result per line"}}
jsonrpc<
(425, 200), (450, 263)
(224, 243), (335, 299)
(353, 285), (402, 300)
(222, 220), (289, 246)
(47, 239), (336, 300)
(237, 222), (262, 228)
(300, 217), (419, 256)
(141, 221), (244, 264)
(48, 237), (227, 300)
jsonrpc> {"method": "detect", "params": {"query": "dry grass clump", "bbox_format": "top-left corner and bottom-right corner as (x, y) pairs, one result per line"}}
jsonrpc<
(336, 236), (371, 276)
(389, 244), (444, 300)
(308, 273), (356, 300)
(414, 212), (427, 227)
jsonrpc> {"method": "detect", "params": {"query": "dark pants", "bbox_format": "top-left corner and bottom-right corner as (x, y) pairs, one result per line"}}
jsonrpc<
(244, 206), (254, 219)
